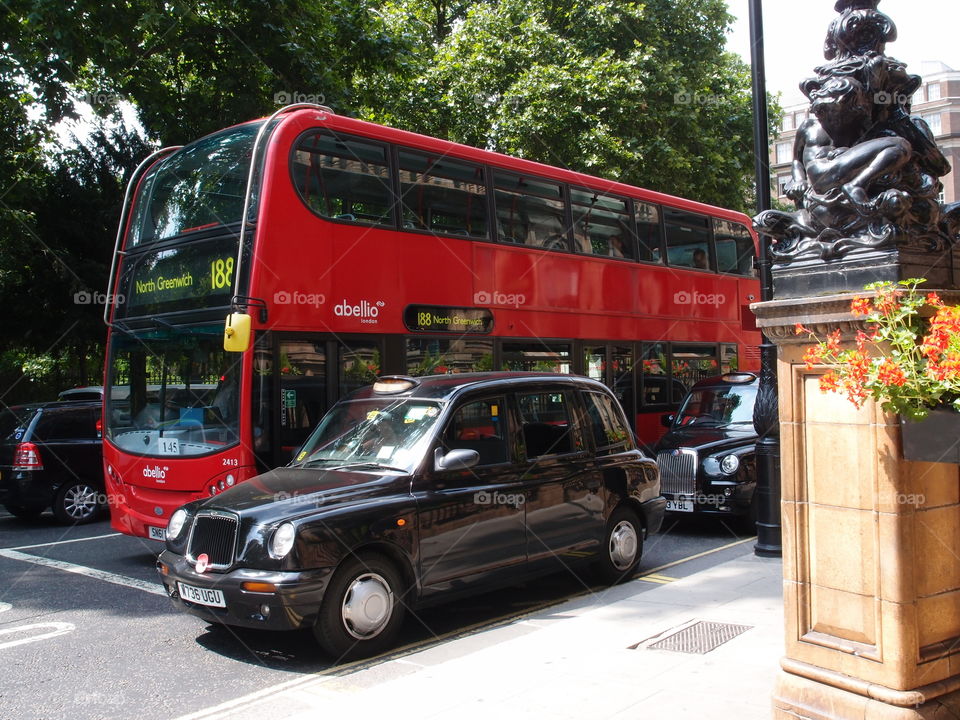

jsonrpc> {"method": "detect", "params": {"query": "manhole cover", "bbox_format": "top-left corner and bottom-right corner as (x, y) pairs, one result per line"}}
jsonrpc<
(635, 620), (752, 654)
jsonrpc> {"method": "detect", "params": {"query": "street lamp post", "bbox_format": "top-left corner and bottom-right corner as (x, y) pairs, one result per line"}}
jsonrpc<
(748, 0), (782, 557)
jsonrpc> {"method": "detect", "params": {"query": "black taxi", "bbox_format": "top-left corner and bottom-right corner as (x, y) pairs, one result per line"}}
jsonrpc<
(653, 373), (759, 527)
(157, 372), (664, 659)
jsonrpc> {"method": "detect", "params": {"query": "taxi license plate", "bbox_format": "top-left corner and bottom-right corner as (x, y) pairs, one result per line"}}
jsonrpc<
(665, 497), (694, 513)
(148, 526), (166, 541)
(177, 582), (226, 608)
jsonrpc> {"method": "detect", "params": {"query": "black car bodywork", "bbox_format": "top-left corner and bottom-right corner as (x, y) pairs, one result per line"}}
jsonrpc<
(653, 373), (758, 524)
(0, 401), (106, 523)
(158, 372), (664, 659)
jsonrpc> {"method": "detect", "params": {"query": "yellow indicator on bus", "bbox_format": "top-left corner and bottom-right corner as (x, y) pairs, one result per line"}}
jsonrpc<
(491, 405), (499, 417)
(296, 451), (307, 462)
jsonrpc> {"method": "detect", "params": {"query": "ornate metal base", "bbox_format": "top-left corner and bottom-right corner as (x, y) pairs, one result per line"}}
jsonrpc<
(771, 245), (960, 299)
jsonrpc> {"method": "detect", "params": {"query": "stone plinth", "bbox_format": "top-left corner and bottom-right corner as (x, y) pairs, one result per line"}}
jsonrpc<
(753, 294), (960, 719)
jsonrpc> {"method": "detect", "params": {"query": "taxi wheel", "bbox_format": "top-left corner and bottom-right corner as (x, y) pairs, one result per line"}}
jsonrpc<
(52, 481), (105, 524)
(314, 553), (406, 661)
(595, 506), (643, 585)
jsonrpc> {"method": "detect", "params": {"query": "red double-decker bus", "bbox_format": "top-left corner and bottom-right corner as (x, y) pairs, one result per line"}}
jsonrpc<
(101, 104), (760, 540)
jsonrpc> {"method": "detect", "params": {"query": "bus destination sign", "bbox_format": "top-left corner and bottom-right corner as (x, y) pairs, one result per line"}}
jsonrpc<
(122, 240), (237, 316)
(403, 306), (493, 335)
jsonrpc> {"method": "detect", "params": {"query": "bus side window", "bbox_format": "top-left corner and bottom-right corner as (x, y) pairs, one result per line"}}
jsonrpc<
(398, 150), (489, 239)
(493, 171), (568, 251)
(713, 219), (756, 276)
(663, 207), (712, 270)
(291, 130), (393, 226)
(570, 188), (634, 259)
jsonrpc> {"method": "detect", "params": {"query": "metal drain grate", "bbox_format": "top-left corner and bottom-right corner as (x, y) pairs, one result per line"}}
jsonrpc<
(637, 620), (752, 654)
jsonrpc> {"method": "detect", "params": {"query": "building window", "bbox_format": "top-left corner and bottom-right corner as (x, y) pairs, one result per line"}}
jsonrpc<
(928, 82), (942, 102)
(923, 113), (942, 136)
(777, 175), (791, 198)
(782, 114), (794, 132)
(775, 142), (792, 165)
(913, 89), (924, 107)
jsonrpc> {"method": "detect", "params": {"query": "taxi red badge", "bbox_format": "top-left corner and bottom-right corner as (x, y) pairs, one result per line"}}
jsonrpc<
(195, 553), (210, 574)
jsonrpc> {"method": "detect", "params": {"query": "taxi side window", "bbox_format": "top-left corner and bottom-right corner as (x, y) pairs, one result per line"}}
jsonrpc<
(443, 397), (508, 466)
(517, 391), (579, 458)
(583, 392), (632, 455)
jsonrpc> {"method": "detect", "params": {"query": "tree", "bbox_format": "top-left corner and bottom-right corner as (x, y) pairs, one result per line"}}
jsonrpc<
(364, 0), (775, 212)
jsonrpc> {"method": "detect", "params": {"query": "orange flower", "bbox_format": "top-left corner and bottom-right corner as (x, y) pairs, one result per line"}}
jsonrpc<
(795, 323), (811, 336)
(927, 292), (944, 308)
(819, 372), (840, 392)
(877, 358), (907, 387)
(825, 329), (842, 352)
(803, 345), (823, 369)
(850, 297), (872, 316)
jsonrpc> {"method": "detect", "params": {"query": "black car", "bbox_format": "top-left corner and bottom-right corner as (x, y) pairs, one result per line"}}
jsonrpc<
(0, 401), (106, 523)
(653, 373), (758, 525)
(158, 372), (665, 659)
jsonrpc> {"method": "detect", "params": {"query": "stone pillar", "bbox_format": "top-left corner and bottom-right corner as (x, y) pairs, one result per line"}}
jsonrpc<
(752, 295), (960, 718)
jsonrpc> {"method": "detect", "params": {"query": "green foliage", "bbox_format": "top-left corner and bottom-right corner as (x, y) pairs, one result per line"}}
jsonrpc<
(363, 0), (775, 212)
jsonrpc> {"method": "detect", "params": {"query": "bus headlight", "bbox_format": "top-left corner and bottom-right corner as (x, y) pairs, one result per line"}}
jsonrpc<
(269, 522), (296, 559)
(167, 509), (188, 541)
(719, 455), (740, 475)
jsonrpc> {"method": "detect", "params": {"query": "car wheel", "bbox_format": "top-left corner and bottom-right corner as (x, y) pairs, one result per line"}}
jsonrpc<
(4, 503), (45, 519)
(52, 481), (105, 524)
(595, 506), (643, 585)
(313, 553), (407, 661)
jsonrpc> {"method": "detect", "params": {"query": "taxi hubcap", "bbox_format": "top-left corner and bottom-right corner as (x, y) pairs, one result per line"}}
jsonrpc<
(341, 572), (394, 639)
(609, 520), (638, 571)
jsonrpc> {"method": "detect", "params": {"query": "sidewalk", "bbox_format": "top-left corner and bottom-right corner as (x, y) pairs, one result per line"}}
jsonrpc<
(189, 550), (783, 720)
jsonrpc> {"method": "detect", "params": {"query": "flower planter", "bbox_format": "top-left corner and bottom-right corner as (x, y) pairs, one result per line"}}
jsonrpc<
(901, 409), (960, 463)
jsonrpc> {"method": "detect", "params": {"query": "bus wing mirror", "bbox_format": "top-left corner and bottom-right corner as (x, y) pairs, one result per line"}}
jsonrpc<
(224, 313), (252, 352)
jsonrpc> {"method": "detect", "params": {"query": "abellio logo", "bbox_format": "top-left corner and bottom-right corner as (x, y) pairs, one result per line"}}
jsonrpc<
(334, 299), (385, 324)
(673, 290), (727, 308)
(143, 465), (169, 479)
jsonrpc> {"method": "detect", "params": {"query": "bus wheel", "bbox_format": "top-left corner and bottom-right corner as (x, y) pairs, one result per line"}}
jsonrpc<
(53, 481), (105, 524)
(313, 553), (406, 661)
(594, 506), (643, 585)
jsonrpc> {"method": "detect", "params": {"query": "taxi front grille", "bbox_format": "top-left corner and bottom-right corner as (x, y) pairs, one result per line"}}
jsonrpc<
(187, 513), (238, 569)
(656, 449), (697, 495)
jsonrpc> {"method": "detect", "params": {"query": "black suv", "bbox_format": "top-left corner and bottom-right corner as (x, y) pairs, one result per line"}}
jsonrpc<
(0, 401), (106, 524)
(654, 373), (759, 525)
(158, 372), (664, 659)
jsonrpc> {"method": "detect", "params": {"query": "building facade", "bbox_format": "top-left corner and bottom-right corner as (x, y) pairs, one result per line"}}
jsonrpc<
(769, 61), (960, 206)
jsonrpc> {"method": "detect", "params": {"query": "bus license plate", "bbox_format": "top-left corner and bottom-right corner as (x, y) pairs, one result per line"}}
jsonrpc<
(177, 582), (226, 608)
(148, 526), (166, 541)
(666, 497), (694, 512)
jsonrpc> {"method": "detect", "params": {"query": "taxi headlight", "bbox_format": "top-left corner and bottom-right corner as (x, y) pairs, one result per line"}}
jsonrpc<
(269, 522), (296, 559)
(720, 454), (740, 475)
(166, 509), (188, 541)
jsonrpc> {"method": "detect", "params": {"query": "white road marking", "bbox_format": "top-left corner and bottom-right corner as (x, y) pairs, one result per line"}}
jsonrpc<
(9, 532), (121, 551)
(0, 622), (74, 650)
(0, 602), (10, 614)
(0, 549), (166, 596)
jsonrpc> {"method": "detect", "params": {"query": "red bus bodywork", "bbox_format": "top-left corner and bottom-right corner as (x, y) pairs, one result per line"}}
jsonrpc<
(103, 107), (760, 539)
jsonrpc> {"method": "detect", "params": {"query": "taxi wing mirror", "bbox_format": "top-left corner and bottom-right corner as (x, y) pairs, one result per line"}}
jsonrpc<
(434, 448), (480, 472)
(223, 312), (251, 353)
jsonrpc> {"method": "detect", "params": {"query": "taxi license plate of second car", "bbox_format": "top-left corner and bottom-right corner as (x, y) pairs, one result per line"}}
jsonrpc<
(156, 373), (666, 660)
(665, 496), (694, 512)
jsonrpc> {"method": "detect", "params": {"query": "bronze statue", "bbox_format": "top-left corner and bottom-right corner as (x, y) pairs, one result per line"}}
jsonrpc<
(754, 0), (960, 261)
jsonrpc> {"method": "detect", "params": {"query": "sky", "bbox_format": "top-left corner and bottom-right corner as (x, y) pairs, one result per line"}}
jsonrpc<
(725, 0), (960, 106)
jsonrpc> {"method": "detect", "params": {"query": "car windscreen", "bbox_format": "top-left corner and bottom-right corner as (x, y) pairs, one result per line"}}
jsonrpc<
(292, 398), (444, 473)
(674, 384), (757, 427)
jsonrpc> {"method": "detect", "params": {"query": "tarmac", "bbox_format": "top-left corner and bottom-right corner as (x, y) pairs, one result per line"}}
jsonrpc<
(179, 545), (784, 720)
